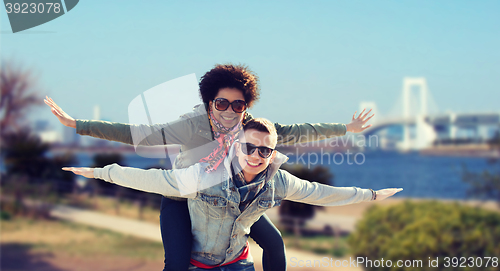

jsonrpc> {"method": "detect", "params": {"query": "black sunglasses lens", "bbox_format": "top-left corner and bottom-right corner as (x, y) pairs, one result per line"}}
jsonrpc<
(259, 148), (272, 158)
(241, 143), (255, 155)
(232, 101), (246, 113)
(241, 143), (272, 158)
(215, 99), (229, 111)
(214, 98), (246, 113)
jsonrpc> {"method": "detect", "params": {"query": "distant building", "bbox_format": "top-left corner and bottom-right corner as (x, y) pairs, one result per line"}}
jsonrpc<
(33, 120), (61, 143)
(94, 105), (100, 120)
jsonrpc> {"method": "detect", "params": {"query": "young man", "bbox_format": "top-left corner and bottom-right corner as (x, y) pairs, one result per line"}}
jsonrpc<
(64, 118), (400, 271)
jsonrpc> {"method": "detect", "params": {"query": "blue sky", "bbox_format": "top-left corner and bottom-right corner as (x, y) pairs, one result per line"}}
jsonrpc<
(1, 1), (499, 130)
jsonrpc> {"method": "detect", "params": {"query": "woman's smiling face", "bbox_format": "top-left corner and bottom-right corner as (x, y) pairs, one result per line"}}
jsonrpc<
(209, 87), (246, 128)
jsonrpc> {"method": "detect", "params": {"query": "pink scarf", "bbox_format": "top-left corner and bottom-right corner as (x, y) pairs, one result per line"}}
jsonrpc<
(199, 108), (243, 173)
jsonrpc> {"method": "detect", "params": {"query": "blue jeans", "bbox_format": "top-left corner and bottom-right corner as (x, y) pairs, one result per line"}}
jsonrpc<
(188, 259), (255, 271)
(160, 197), (286, 271)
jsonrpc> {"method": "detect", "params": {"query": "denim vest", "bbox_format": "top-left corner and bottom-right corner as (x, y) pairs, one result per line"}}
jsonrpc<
(187, 148), (288, 266)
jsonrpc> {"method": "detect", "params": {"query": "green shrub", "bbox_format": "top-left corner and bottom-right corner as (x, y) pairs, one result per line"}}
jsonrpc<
(1, 209), (12, 220)
(348, 201), (500, 271)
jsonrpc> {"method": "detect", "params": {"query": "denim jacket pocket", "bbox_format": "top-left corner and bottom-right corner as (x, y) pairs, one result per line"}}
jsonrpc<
(258, 199), (282, 209)
(199, 194), (228, 219)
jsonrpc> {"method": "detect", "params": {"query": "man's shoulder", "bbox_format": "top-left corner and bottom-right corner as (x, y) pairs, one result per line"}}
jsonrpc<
(271, 169), (290, 187)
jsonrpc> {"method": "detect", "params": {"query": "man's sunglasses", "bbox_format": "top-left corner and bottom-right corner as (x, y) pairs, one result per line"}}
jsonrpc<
(240, 142), (275, 158)
(213, 98), (247, 113)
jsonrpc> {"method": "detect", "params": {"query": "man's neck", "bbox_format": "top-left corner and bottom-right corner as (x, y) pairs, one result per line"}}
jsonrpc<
(242, 171), (257, 184)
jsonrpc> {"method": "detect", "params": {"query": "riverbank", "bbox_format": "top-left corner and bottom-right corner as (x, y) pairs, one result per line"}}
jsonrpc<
(420, 144), (500, 158)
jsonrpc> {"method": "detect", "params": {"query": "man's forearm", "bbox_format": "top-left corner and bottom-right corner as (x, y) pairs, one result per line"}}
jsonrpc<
(279, 170), (373, 206)
(94, 163), (197, 198)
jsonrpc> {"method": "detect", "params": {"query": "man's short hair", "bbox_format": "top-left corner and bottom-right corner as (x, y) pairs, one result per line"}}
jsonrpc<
(199, 64), (260, 108)
(242, 118), (278, 145)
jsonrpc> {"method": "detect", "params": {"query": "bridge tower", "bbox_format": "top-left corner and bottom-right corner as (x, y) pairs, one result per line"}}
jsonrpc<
(401, 77), (436, 150)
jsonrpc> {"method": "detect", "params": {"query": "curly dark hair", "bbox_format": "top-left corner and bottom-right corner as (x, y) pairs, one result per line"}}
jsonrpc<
(199, 64), (260, 109)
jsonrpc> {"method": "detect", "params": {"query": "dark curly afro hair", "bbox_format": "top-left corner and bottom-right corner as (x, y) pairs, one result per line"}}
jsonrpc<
(199, 64), (260, 109)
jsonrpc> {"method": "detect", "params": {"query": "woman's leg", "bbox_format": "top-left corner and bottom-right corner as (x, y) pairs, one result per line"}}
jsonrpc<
(249, 214), (286, 271)
(160, 197), (193, 271)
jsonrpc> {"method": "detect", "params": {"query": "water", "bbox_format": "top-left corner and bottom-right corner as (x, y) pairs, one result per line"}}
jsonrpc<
(71, 151), (498, 200)
(72, 152), (169, 169)
(320, 151), (495, 199)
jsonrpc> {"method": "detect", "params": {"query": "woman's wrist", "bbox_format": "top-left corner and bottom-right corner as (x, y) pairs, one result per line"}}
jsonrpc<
(68, 119), (77, 129)
(345, 123), (352, 133)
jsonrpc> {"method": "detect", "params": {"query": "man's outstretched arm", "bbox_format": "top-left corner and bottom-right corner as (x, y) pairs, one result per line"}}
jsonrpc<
(277, 169), (402, 206)
(63, 163), (202, 198)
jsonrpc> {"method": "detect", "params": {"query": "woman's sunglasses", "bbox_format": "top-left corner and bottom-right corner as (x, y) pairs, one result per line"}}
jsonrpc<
(213, 98), (247, 113)
(240, 142), (275, 158)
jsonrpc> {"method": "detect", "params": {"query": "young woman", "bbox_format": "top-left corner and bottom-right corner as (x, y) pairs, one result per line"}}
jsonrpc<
(45, 64), (373, 271)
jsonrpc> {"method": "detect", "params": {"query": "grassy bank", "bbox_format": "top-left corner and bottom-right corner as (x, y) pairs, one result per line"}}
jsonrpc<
(1, 216), (164, 261)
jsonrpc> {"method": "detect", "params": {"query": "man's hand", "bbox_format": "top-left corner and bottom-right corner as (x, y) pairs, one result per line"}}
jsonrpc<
(44, 96), (77, 129)
(62, 167), (95, 178)
(374, 188), (403, 201)
(345, 108), (374, 133)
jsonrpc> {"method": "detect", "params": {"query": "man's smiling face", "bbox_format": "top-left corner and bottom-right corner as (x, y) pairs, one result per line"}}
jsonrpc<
(236, 129), (277, 182)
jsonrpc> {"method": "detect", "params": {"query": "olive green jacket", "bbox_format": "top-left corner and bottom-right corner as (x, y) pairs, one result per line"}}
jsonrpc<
(76, 104), (346, 169)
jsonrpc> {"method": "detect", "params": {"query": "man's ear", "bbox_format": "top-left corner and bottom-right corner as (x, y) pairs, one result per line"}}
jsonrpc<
(234, 141), (241, 156)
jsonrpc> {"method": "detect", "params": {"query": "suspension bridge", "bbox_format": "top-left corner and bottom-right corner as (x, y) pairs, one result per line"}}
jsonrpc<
(359, 77), (499, 151)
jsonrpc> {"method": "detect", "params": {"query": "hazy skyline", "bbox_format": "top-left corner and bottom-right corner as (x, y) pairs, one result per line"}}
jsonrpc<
(2, 1), (499, 132)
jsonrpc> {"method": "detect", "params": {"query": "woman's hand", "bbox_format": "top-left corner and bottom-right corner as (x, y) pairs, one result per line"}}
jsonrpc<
(374, 188), (403, 201)
(345, 108), (374, 133)
(62, 167), (95, 178)
(44, 96), (77, 129)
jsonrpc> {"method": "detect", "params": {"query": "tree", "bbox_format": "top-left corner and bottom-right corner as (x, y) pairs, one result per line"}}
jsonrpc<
(1, 129), (75, 217)
(462, 129), (500, 206)
(349, 201), (500, 271)
(0, 62), (72, 218)
(0, 62), (43, 144)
